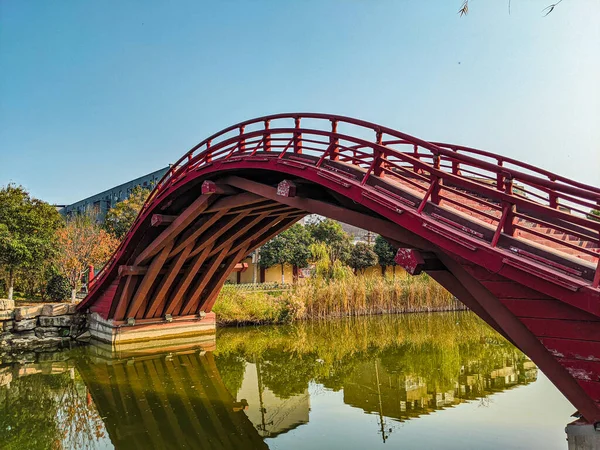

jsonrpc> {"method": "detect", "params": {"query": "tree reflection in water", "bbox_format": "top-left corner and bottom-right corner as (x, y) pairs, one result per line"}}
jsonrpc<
(0, 312), (537, 449)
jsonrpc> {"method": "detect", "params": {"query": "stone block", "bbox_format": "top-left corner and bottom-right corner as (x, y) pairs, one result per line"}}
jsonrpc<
(0, 299), (15, 310)
(76, 330), (91, 342)
(67, 304), (77, 314)
(10, 338), (38, 351)
(13, 318), (37, 332)
(35, 327), (60, 338)
(41, 303), (70, 317)
(1, 321), (13, 332)
(39, 315), (73, 327)
(37, 351), (69, 363)
(0, 310), (13, 321)
(13, 330), (35, 339)
(14, 305), (43, 321)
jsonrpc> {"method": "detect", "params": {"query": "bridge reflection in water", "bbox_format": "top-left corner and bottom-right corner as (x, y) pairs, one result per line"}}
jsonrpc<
(1, 313), (547, 449)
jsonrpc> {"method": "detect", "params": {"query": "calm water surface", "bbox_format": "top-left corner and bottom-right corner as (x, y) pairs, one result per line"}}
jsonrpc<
(0, 312), (575, 449)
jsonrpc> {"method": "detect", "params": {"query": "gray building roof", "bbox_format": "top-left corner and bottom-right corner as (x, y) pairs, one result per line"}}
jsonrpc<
(61, 166), (170, 221)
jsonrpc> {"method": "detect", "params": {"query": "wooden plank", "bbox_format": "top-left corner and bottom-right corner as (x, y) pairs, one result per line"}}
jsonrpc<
(577, 380), (600, 402)
(163, 243), (214, 316)
(126, 241), (174, 319)
(187, 212), (250, 259)
(220, 175), (432, 250)
(179, 242), (233, 316)
(521, 317), (600, 342)
(135, 194), (213, 265)
(170, 210), (227, 257)
(208, 212), (270, 257)
(233, 214), (301, 255)
(112, 275), (138, 321)
(118, 265), (148, 276)
(557, 358), (600, 383)
(202, 192), (264, 213)
(151, 214), (177, 226)
(145, 242), (194, 318)
(541, 337), (600, 361)
(480, 280), (553, 299)
(500, 298), (600, 322)
(199, 246), (250, 313)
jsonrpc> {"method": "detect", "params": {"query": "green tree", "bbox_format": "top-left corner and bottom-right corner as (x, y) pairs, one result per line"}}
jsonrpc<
(0, 184), (62, 300)
(348, 242), (378, 274)
(103, 186), (151, 240)
(307, 218), (352, 264)
(260, 224), (313, 283)
(374, 235), (398, 275)
(588, 209), (600, 222)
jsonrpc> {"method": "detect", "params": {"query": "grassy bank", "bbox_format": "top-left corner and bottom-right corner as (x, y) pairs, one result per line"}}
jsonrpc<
(213, 273), (463, 326)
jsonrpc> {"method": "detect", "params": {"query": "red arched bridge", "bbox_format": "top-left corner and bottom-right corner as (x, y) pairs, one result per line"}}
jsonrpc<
(79, 113), (600, 423)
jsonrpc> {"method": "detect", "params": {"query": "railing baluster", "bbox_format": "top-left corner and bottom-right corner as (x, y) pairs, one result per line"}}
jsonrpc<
(264, 120), (271, 152)
(239, 125), (246, 154)
(431, 154), (442, 204)
(330, 120), (339, 161)
(205, 140), (212, 163)
(503, 175), (516, 236)
(294, 117), (302, 154)
(373, 131), (385, 178)
(548, 176), (558, 208)
(496, 158), (503, 190)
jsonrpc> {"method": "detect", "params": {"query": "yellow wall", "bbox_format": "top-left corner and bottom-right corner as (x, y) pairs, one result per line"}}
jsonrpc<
(264, 263), (294, 284)
(227, 262), (404, 285)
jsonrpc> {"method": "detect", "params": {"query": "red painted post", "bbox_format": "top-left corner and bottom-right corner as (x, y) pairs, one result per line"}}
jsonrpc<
(294, 117), (302, 154)
(264, 120), (271, 152)
(451, 147), (460, 176)
(413, 144), (419, 173)
(330, 120), (339, 161)
(88, 265), (94, 284)
(431, 154), (442, 205)
(373, 131), (385, 178)
(239, 125), (246, 154)
(548, 176), (558, 208)
(503, 176), (516, 236)
(593, 260), (600, 288)
(496, 159), (504, 190)
(205, 139), (212, 163)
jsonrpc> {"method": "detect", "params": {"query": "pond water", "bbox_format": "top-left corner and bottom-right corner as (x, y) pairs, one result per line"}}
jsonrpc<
(0, 312), (575, 449)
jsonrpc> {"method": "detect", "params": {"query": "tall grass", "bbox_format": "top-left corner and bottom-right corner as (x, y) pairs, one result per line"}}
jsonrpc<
(213, 273), (464, 326)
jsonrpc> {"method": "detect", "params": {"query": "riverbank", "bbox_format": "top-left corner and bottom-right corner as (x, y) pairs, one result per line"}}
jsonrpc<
(213, 273), (464, 326)
(0, 302), (89, 355)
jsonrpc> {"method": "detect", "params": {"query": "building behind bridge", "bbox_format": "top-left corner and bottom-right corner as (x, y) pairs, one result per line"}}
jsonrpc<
(59, 166), (170, 221)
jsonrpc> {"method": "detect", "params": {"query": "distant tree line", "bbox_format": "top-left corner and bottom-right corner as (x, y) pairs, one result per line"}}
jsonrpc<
(0, 184), (151, 302)
(259, 218), (398, 283)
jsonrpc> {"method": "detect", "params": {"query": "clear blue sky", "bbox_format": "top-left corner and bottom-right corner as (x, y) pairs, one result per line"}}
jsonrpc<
(1, 1), (598, 205)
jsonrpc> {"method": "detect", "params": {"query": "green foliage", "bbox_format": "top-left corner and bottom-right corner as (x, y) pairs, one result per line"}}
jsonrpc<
(103, 186), (151, 240)
(259, 224), (313, 282)
(307, 218), (352, 264)
(46, 273), (71, 302)
(348, 242), (378, 274)
(373, 235), (397, 271)
(589, 209), (600, 222)
(0, 184), (63, 298)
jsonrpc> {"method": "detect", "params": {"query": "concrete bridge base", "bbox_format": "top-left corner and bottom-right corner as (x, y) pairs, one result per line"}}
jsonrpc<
(87, 311), (216, 357)
(566, 420), (600, 450)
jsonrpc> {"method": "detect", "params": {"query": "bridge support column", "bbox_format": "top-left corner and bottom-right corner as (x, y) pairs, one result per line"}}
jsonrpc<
(87, 311), (216, 356)
(565, 420), (600, 449)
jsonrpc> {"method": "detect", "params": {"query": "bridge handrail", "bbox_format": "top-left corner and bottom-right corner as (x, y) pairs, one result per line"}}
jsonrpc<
(89, 113), (600, 290)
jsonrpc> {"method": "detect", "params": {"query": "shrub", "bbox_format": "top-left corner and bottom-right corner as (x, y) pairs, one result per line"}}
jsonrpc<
(46, 274), (71, 302)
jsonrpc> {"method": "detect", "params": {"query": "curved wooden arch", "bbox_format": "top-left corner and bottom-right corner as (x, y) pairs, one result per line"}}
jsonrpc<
(79, 113), (600, 422)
